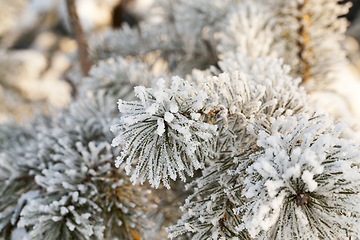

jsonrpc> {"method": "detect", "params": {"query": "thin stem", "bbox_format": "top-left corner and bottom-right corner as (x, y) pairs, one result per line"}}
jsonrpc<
(66, 0), (91, 77)
(298, 0), (311, 83)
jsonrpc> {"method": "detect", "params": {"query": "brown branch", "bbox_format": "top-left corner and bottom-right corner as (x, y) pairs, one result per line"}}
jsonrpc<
(14, 175), (35, 182)
(0, 175), (35, 183)
(182, 109), (231, 119)
(66, 0), (91, 76)
(298, 0), (311, 83)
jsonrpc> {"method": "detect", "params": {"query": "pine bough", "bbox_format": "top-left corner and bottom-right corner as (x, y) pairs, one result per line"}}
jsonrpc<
(1, 0), (359, 239)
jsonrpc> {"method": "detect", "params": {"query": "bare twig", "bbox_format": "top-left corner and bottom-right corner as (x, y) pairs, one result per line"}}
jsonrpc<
(66, 0), (91, 76)
(298, 0), (311, 83)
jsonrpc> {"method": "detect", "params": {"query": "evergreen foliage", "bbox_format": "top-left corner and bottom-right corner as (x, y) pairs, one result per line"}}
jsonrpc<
(1, 0), (360, 240)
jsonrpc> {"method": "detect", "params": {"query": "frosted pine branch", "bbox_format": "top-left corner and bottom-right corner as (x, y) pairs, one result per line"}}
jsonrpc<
(0, 0), (358, 239)
(111, 77), (217, 189)
(82, 56), (158, 101)
(170, 112), (360, 239)
(241, 113), (360, 239)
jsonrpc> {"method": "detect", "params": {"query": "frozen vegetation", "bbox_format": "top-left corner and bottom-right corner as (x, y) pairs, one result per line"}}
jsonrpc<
(1, 0), (360, 239)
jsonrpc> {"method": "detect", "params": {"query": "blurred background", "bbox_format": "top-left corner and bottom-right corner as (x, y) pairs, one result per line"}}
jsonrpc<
(342, 0), (360, 71)
(0, 0), (359, 123)
(0, 0), (153, 122)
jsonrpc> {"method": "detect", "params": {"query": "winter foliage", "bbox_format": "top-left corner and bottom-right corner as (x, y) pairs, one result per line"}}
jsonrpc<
(241, 113), (360, 239)
(82, 56), (155, 101)
(111, 76), (217, 189)
(1, 0), (360, 239)
(1, 95), (152, 239)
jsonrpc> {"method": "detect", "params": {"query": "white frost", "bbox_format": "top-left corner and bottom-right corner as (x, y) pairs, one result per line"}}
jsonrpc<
(164, 112), (174, 123)
(156, 118), (165, 136)
(301, 170), (317, 192)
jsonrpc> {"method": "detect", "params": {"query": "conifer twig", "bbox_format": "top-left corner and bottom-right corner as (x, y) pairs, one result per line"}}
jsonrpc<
(66, 0), (91, 76)
(298, 0), (311, 83)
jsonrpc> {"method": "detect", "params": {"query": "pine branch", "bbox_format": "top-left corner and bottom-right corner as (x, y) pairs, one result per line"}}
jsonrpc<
(66, 0), (91, 77)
